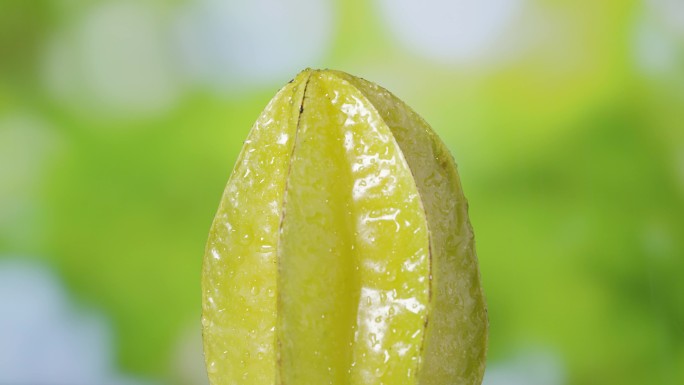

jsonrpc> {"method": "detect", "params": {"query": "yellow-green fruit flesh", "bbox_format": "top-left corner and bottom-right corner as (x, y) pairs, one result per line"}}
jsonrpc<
(202, 69), (487, 385)
(202, 70), (309, 384)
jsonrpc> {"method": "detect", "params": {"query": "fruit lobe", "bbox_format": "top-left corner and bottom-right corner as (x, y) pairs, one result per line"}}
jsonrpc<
(202, 69), (487, 385)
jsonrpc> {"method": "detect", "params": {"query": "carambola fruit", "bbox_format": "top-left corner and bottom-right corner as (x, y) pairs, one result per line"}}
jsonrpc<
(202, 69), (488, 385)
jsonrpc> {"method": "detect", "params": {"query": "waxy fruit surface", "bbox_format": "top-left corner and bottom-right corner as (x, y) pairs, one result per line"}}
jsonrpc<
(202, 69), (488, 385)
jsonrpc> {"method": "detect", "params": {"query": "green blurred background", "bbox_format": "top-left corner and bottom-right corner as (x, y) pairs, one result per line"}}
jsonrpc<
(1, 0), (683, 384)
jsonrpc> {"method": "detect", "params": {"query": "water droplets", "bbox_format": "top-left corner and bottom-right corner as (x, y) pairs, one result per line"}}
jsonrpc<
(369, 332), (379, 347)
(379, 291), (388, 303)
(276, 132), (289, 145)
(207, 360), (218, 373)
(239, 233), (251, 245)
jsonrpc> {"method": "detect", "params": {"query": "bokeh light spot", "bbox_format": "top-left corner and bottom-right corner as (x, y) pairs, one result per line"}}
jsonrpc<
(377, 0), (523, 63)
(0, 259), (154, 385)
(43, 2), (180, 117)
(173, 0), (334, 92)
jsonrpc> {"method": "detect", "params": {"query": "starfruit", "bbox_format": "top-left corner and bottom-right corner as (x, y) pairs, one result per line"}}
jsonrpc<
(202, 69), (488, 385)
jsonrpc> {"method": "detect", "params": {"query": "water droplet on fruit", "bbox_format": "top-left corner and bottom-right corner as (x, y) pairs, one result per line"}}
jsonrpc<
(239, 233), (250, 245)
(369, 333), (378, 346)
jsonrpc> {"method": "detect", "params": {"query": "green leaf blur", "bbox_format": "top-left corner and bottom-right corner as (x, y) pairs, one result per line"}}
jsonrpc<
(1, 0), (682, 384)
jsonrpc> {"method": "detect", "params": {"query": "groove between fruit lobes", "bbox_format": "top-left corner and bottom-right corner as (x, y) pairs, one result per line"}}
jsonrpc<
(202, 69), (488, 385)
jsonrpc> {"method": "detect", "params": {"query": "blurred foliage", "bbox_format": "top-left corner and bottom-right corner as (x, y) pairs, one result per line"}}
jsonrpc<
(0, 0), (54, 86)
(1, 0), (683, 384)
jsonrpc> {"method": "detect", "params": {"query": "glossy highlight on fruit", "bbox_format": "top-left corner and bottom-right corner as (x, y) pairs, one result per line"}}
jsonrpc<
(202, 69), (488, 385)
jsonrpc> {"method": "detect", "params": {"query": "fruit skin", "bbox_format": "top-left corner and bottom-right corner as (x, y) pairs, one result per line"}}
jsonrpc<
(202, 69), (487, 385)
